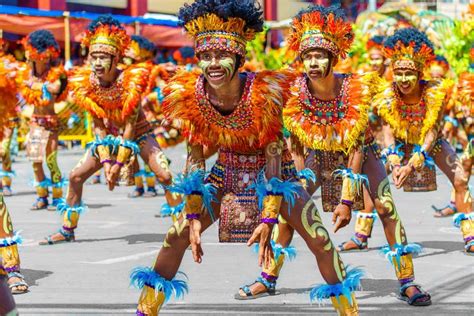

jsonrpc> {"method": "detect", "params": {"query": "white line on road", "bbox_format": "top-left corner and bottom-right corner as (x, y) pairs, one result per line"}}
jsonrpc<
(81, 249), (159, 264)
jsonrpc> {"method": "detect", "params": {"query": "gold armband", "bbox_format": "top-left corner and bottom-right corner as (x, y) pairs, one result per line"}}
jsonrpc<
(116, 146), (133, 165)
(96, 145), (111, 163)
(261, 195), (283, 220)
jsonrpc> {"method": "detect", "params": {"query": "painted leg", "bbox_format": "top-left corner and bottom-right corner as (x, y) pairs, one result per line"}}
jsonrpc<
(140, 136), (183, 219)
(280, 193), (361, 315)
(433, 140), (473, 252)
(131, 193), (222, 315)
(39, 151), (101, 245)
(0, 195), (28, 294)
(364, 149), (430, 306)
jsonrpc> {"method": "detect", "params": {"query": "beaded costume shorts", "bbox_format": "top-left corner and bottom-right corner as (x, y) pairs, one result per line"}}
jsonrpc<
(207, 149), (297, 243)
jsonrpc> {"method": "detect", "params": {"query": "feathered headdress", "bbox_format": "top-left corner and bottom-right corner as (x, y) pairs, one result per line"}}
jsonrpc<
(287, 5), (354, 58)
(82, 15), (130, 57)
(125, 35), (155, 62)
(366, 35), (385, 52)
(178, 0), (264, 59)
(22, 29), (60, 61)
(384, 28), (434, 72)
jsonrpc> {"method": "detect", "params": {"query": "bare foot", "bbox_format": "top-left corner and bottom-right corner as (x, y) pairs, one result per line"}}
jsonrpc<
(433, 206), (456, 217)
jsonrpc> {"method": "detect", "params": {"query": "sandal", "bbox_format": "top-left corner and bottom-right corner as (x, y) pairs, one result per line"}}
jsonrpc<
(399, 283), (431, 306)
(30, 197), (48, 211)
(39, 229), (75, 245)
(234, 276), (277, 300)
(89, 175), (101, 185)
(128, 187), (144, 198)
(432, 204), (457, 218)
(8, 271), (29, 295)
(337, 237), (368, 253)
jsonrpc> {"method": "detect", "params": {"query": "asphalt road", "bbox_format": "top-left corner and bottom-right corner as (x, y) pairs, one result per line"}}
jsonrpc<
(5, 144), (474, 315)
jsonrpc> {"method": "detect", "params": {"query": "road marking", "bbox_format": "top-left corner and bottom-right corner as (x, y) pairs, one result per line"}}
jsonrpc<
(439, 227), (460, 235)
(81, 249), (159, 264)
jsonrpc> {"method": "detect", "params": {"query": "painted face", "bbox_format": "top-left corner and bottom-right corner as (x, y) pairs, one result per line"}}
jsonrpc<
(368, 48), (384, 72)
(89, 52), (114, 79)
(301, 48), (331, 81)
(198, 49), (237, 89)
(394, 69), (419, 95)
(122, 56), (134, 66)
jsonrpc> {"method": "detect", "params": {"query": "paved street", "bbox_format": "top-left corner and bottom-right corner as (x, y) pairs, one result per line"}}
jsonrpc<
(6, 145), (474, 315)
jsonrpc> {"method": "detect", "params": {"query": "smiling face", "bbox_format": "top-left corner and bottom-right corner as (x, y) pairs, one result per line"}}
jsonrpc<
(300, 48), (333, 82)
(197, 49), (238, 89)
(89, 51), (116, 80)
(368, 47), (385, 73)
(394, 68), (419, 95)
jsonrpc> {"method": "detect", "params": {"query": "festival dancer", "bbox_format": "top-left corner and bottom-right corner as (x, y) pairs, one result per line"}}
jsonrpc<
(239, 6), (431, 307)
(38, 15), (181, 245)
(0, 35), (23, 196)
(124, 35), (160, 198)
(342, 28), (473, 254)
(130, 1), (362, 315)
(20, 30), (68, 210)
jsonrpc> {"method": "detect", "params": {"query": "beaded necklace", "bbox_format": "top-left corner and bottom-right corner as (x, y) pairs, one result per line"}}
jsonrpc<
(298, 73), (350, 125)
(89, 71), (124, 107)
(393, 81), (427, 126)
(195, 72), (255, 130)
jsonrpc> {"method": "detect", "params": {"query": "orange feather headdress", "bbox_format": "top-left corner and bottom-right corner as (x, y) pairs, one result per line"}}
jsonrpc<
(287, 5), (354, 58)
(81, 15), (130, 57)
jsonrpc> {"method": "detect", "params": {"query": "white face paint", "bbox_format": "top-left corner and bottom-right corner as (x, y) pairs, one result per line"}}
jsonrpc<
(301, 48), (331, 82)
(198, 50), (237, 89)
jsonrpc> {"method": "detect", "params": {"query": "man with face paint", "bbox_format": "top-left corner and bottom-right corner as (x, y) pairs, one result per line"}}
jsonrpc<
(38, 15), (181, 245)
(240, 6), (432, 308)
(130, 2), (363, 315)
(20, 30), (68, 211)
(366, 28), (473, 256)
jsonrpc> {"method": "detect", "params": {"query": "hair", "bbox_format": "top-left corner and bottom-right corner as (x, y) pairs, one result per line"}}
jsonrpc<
(27, 30), (59, 52)
(131, 35), (156, 52)
(295, 4), (347, 22)
(87, 14), (124, 32)
(384, 28), (433, 52)
(434, 55), (448, 64)
(369, 35), (385, 46)
(178, 46), (195, 59)
(178, 0), (264, 33)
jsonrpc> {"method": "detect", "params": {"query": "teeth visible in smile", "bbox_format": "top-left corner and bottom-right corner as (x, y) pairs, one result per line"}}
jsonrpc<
(209, 72), (224, 78)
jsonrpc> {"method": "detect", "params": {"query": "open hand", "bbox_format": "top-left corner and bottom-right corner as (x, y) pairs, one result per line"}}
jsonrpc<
(189, 219), (204, 263)
(247, 223), (274, 269)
